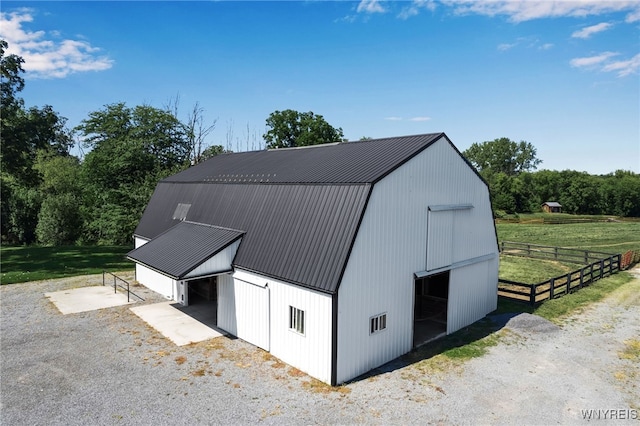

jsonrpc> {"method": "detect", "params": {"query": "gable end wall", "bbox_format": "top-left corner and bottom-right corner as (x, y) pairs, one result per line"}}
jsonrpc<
(336, 137), (499, 383)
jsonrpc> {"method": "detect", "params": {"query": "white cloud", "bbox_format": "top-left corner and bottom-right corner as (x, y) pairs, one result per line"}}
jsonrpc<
(0, 10), (113, 79)
(409, 116), (431, 122)
(498, 43), (517, 51)
(570, 51), (618, 68)
(571, 22), (613, 39)
(357, 0), (386, 14)
(539, 43), (554, 50)
(570, 51), (639, 77)
(384, 116), (403, 121)
(601, 53), (640, 77)
(398, 0), (437, 20)
(444, 0), (640, 23)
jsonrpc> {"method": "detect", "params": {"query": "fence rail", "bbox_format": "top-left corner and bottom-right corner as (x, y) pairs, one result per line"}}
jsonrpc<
(498, 245), (621, 306)
(103, 271), (144, 302)
(500, 241), (615, 265)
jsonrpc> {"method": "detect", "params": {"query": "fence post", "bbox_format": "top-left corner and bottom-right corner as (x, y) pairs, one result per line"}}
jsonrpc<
(549, 278), (555, 300)
(102, 271), (105, 287)
(579, 268), (584, 289)
(600, 260), (604, 280)
(127, 279), (130, 303)
(114, 275), (116, 294)
(554, 247), (558, 260)
(566, 272), (571, 294)
(530, 284), (536, 306)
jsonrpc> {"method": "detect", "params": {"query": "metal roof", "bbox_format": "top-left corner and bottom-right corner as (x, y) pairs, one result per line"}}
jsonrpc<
(165, 133), (443, 184)
(543, 202), (562, 207)
(135, 182), (370, 293)
(127, 221), (243, 279)
(133, 133), (456, 294)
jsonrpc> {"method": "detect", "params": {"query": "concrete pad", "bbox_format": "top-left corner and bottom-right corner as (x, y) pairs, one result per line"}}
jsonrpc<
(45, 286), (136, 315)
(130, 301), (224, 346)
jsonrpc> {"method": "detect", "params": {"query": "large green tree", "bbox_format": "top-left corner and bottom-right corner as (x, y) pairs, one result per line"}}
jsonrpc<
(76, 103), (191, 244)
(1, 40), (75, 244)
(263, 109), (344, 149)
(34, 152), (83, 245)
(463, 137), (542, 177)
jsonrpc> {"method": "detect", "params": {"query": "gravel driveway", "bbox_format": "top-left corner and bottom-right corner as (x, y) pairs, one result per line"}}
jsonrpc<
(2, 270), (638, 425)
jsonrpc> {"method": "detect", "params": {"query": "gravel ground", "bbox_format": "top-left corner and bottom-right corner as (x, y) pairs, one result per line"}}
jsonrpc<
(1, 269), (639, 425)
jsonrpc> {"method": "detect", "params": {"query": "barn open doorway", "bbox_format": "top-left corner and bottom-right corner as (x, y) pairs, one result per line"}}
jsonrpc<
(176, 276), (218, 327)
(413, 271), (449, 347)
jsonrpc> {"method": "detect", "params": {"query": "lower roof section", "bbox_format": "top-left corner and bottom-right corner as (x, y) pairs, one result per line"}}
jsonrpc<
(128, 221), (243, 280)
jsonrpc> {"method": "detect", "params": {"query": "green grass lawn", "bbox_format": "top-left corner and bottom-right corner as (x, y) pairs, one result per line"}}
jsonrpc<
(496, 221), (640, 253)
(0, 245), (133, 285)
(499, 255), (575, 283)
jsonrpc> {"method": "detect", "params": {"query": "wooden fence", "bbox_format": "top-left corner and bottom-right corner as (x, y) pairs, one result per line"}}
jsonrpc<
(500, 241), (615, 265)
(498, 242), (622, 306)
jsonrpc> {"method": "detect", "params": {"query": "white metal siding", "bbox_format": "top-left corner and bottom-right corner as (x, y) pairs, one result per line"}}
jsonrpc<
(217, 273), (237, 335)
(183, 239), (240, 279)
(427, 210), (454, 270)
(134, 236), (149, 249)
(135, 264), (176, 300)
(447, 257), (499, 333)
(268, 277), (333, 384)
(337, 136), (498, 384)
(218, 272), (270, 350)
(217, 269), (333, 383)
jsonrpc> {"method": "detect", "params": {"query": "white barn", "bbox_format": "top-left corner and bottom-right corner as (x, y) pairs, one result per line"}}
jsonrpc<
(128, 133), (499, 385)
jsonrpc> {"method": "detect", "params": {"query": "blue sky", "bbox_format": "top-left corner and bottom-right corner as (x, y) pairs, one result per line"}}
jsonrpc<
(1, 1), (639, 174)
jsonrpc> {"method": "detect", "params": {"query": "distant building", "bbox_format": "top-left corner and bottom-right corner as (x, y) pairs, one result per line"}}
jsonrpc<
(128, 133), (499, 385)
(542, 202), (562, 213)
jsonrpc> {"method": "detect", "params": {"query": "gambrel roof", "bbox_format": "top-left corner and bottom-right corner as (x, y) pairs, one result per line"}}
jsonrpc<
(132, 133), (473, 294)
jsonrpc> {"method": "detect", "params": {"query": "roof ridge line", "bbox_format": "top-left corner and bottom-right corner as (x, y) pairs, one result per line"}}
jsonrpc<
(182, 220), (246, 234)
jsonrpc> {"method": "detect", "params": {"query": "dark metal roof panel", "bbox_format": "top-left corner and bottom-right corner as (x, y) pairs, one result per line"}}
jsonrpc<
(128, 221), (243, 279)
(165, 133), (444, 184)
(134, 182), (370, 293)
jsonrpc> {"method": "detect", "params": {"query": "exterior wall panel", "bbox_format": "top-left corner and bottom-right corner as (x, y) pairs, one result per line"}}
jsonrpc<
(184, 239), (240, 279)
(218, 269), (333, 383)
(337, 137), (498, 384)
(447, 257), (498, 334)
(134, 236), (148, 249)
(217, 273), (237, 335)
(135, 264), (176, 300)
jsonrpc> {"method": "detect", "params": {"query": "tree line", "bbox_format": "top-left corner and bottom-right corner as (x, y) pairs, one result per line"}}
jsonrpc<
(463, 138), (640, 217)
(2, 40), (638, 248)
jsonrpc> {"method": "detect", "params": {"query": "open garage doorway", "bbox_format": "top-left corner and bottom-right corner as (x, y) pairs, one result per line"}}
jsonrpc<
(413, 270), (449, 347)
(176, 276), (218, 328)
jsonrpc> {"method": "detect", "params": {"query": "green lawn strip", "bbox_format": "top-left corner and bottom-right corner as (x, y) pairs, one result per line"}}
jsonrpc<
(1, 245), (133, 285)
(533, 272), (633, 323)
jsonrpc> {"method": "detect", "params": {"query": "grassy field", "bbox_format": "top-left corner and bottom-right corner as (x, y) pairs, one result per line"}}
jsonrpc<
(0, 245), (133, 285)
(496, 220), (640, 284)
(496, 221), (640, 253)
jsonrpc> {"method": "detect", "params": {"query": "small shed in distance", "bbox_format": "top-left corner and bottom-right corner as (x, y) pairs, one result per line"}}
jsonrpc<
(542, 202), (562, 213)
